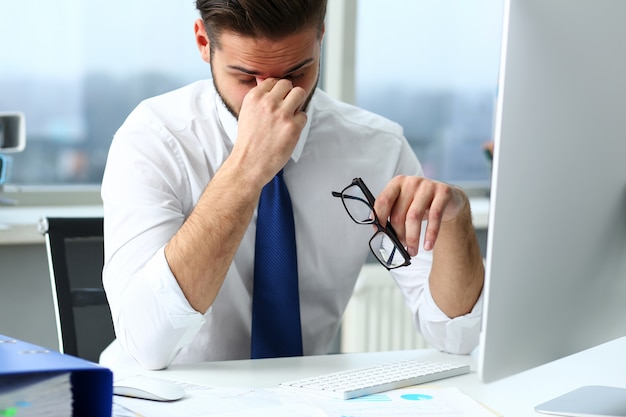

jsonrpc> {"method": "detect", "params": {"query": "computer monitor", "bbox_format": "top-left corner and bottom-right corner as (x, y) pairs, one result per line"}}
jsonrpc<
(479, 0), (626, 388)
(0, 112), (25, 153)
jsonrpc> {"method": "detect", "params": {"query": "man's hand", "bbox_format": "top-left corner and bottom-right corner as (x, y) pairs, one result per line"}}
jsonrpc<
(233, 78), (308, 185)
(375, 175), (483, 318)
(374, 175), (467, 256)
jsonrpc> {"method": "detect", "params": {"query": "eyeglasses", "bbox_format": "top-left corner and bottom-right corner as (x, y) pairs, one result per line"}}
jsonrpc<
(332, 177), (411, 270)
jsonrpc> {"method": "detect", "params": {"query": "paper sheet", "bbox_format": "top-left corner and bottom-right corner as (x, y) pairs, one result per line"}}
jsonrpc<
(113, 382), (499, 417)
(312, 386), (499, 417)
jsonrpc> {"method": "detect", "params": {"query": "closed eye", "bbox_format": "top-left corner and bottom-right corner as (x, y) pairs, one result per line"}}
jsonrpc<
(287, 73), (305, 82)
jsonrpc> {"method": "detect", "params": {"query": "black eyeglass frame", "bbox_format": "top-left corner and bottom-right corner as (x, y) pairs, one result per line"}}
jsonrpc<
(332, 177), (411, 270)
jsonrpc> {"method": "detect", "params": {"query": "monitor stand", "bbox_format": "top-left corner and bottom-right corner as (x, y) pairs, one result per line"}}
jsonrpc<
(535, 386), (626, 416)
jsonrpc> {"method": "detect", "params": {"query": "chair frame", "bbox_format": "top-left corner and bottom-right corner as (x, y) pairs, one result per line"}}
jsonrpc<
(40, 217), (109, 358)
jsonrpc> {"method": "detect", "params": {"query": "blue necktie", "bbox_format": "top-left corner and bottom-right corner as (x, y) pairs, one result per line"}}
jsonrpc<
(251, 169), (303, 359)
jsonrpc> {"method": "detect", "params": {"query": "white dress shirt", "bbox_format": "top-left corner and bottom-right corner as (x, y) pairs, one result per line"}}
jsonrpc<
(100, 80), (483, 370)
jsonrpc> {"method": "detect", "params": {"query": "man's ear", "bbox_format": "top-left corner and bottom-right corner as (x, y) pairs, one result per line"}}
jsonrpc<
(194, 18), (211, 64)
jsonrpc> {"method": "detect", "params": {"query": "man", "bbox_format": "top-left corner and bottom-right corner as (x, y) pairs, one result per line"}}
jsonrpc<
(100, 0), (484, 371)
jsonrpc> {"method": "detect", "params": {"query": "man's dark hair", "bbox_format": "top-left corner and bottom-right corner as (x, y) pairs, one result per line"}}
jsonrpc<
(195, 0), (327, 48)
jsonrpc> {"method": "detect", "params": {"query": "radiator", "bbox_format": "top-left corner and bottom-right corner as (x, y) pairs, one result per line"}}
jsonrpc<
(340, 263), (428, 353)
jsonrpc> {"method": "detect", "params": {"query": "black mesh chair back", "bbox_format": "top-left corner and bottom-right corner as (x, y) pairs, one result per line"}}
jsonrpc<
(39, 217), (114, 363)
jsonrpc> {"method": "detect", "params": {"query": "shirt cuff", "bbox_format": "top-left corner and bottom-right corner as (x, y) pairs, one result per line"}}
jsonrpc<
(419, 281), (484, 354)
(146, 246), (212, 319)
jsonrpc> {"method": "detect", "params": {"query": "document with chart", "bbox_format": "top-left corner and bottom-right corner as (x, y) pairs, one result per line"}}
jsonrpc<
(313, 386), (498, 417)
(113, 383), (498, 417)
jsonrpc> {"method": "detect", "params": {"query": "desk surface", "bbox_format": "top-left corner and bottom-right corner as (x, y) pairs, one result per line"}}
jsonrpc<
(0, 204), (103, 244)
(134, 337), (626, 417)
(0, 197), (488, 245)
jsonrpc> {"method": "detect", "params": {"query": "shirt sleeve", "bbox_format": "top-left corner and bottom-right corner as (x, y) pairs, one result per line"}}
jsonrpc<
(418, 282), (483, 354)
(101, 106), (209, 370)
(389, 224), (484, 355)
(112, 246), (210, 369)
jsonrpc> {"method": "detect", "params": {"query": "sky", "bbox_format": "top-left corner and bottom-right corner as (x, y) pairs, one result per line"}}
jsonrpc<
(2, 0), (504, 88)
(1, 0), (206, 78)
(355, 0), (505, 91)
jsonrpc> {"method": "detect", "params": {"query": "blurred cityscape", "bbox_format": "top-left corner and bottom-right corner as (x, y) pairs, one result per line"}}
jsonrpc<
(1, 74), (495, 186)
(1, 73), (186, 185)
(358, 85), (495, 184)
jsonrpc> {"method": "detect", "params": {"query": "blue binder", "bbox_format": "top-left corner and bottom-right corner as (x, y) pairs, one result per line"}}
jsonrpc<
(0, 334), (112, 417)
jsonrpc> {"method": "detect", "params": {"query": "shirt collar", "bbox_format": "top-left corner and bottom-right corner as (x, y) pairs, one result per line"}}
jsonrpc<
(216, 91), (313, 164)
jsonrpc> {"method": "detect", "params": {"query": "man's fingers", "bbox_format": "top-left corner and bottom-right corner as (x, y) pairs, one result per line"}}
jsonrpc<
(283, 86), (307, 114)
(253, 78), (305, 114)
(423, 194), (446, 251)
(255, 77), (281, 92)
(269, 78), (296, 98)
(404, 197), (428, 255)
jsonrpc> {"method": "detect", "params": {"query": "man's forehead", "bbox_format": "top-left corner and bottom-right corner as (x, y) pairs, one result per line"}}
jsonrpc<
(227, 58), (315, 77)
(216, 29), (321, 75)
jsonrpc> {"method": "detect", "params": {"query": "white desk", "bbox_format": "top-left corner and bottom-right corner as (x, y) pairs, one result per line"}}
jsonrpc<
(0, 197), (488, 245)
(133, 337), (626, 417)
(0, 205), (103, 244)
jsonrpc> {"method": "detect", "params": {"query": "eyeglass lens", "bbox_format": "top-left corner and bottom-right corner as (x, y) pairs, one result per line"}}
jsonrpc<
(341, 183), (408, 268)
(341, 184), (375, 224)
(370, 231), (407, 268)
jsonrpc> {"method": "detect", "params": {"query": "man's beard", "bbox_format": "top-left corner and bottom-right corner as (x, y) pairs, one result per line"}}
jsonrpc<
(210, 63), (320, 120)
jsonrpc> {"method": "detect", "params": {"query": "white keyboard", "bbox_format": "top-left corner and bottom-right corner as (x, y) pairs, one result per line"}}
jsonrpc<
(279, 359), (470, 400)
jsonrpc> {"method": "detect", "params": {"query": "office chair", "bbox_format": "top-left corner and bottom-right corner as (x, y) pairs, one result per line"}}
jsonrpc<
(39, 217), (115, 363)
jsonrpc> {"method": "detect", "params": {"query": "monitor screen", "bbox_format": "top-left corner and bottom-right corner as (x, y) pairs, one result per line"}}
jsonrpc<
(478, 0), (626, 383)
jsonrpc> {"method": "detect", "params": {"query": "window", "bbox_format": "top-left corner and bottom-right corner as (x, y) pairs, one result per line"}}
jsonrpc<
(1, 1), (504, 189)
(354, 0), (504, 187)
(0, 1), (207, 185)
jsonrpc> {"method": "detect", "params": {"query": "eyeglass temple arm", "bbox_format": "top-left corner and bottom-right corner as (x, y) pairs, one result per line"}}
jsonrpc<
(331, 191), (370, 206)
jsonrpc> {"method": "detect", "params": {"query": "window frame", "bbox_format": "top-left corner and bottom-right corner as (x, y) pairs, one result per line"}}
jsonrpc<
(3, 1), (488, 208)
